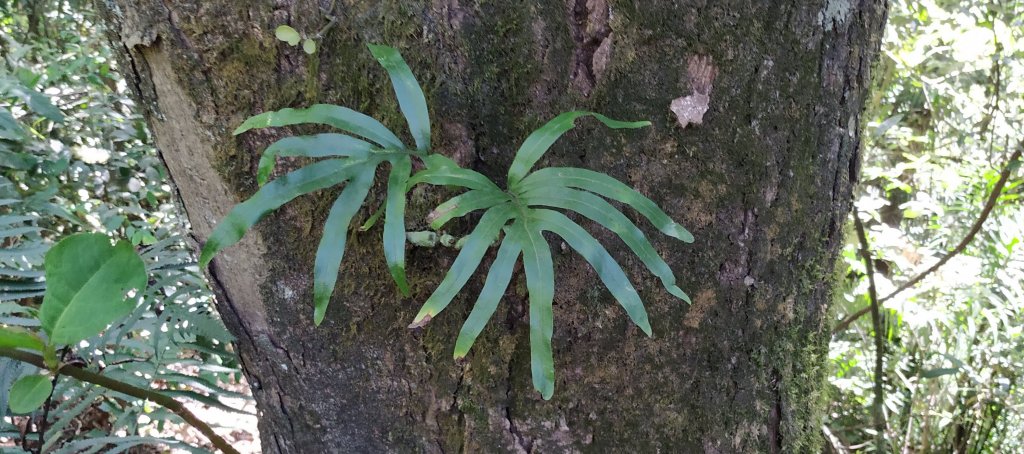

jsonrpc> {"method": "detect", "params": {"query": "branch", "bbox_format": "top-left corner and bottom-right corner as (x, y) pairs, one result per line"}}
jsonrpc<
(854, 216), (887, 448)
(0, 348), (241, 454)
(833, 147), (1022, 335)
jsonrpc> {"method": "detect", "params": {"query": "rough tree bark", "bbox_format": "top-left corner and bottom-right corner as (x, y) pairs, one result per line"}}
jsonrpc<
(97, 1), (886, 452)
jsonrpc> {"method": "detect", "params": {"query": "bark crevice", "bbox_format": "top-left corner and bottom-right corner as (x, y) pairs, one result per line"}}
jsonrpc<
(567, 0), (611, 97)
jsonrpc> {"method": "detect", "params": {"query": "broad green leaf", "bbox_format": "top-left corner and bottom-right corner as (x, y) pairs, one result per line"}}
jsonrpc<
(408, 154), (503, 192)
(0, 150), (37, 170)
(0, 109), (24, 140)
(517, 168), (693, 242)
(521, 187), (689, 302)
(506, 112), (649, 186)
(312, 169), (376, 325)
(428, 189), (511, 230)
(411, 205), (516, 325)
(453, 231), (522, 358)
(200, 159), (366, 267)
(27, 92), (63, 122)
(233, 104), (404, 149)
(533, 209), (652, 336)
(384, 156), (412, 296)
(303, 38), (317, 54)
(515, 219), (555, 400)
(368, 44), (431, 152)
(274, 25), (301, 46)
(257, 133), (375, 186)
(9, 87), (65, 123)
(37, 233), (147, 345)
(8, 374), (51, 413)
(0, 326), (44, 351)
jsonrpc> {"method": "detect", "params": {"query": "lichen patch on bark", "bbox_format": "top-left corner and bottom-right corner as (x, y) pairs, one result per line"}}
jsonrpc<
(670, 55), (717, 129)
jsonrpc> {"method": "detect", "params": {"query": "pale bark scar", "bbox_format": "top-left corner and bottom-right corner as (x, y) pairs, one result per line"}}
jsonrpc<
(670, 55), (717, 129)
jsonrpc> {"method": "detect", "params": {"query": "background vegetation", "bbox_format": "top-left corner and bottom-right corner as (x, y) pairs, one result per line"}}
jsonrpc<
(1, 1), (253, 452)
(0, 0), (1021, 452)
(828, 0), (1024, 452)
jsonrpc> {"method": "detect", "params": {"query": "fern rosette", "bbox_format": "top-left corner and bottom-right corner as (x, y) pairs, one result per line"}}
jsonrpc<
(201, 44), (429, 325)
(409, 112), (693, 399)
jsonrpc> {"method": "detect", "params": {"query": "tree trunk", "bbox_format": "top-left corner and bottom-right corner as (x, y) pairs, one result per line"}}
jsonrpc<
(97, 1), (886, 451)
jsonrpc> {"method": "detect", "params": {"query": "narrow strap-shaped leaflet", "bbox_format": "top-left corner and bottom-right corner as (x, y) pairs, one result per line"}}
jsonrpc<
(408, 154), (503, 192)
(453, 228), (522, 358)
(312, 168), (376, 325)
(410, 205), (516, 325)
(257, 133), (375, 186)
(384, 156), (413, 296)
(200, 159), (366, 267)
(515, 218), (556, 400)
(233, 104), (404, 150)
(532, 209), (653, 336)
(520, 186), (690, 302)
(427, 189), (511, 230)
(506, 112), (649, 187)
(516, 167), (693, 243)
(368, 44), (431, 152)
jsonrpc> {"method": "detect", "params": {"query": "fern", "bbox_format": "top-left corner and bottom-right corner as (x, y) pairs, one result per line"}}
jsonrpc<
(211, 44), (693, 399)
(408, 112), (693, 399)
(200, 44), (430, 324)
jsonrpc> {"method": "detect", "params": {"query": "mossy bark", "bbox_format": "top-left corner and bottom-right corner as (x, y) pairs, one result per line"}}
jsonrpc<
(97, 1), (886, 452)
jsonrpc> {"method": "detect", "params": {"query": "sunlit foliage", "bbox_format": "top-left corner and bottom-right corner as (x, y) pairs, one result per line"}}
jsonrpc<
(0, 2), (246, 452)
(828, 0), (1024, 451)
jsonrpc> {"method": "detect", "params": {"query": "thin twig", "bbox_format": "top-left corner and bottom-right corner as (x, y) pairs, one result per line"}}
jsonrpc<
(314, 0), (338, 39)
(37, 349), (68, 453)
(854, 215), (887, 450)
(833, 147), (1022, 335)
(0, 348), (241, 454)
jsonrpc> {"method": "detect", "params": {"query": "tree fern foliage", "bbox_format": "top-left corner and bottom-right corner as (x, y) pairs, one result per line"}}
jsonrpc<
(212, 44), (693, 399)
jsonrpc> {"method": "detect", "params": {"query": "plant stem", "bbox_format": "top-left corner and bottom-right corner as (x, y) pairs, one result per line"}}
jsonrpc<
(854, 215), (887, 452)
(0, 347), (241, 454)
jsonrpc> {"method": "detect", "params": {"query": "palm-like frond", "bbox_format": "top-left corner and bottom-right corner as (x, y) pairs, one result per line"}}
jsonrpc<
(202, 44), (431, 324)
(410, 112), (693, 399)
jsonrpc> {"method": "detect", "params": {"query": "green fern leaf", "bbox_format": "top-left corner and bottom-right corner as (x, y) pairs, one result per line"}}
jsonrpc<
(367, 44), (431, 151)
(313, 169), (375, 325)
(233, 104), (404, 149)
(506, 111), (649, 187)
(410, 204), (515, 326)
(453, 228), (522, 359)
(515, 219), (556, 400)
(408, 154), (503, 192)
(384, 156), (413, 296)
(428, 189), (511, 230)
(410, 111), (692, 399)
(206, 44), (430, 324)
(518, 167), (694, 243)
(200, 158), (365, 267)
(531, 209), (652, 335)
(258, 133), (375, 186)
(520, 186), (690, 302)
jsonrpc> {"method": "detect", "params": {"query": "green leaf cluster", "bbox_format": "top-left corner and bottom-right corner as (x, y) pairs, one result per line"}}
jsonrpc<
(205, 44), (693, 399)
(1, 233), (148, 413)
(275, 25), (317, 55)
(201, 44), (428, 325)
